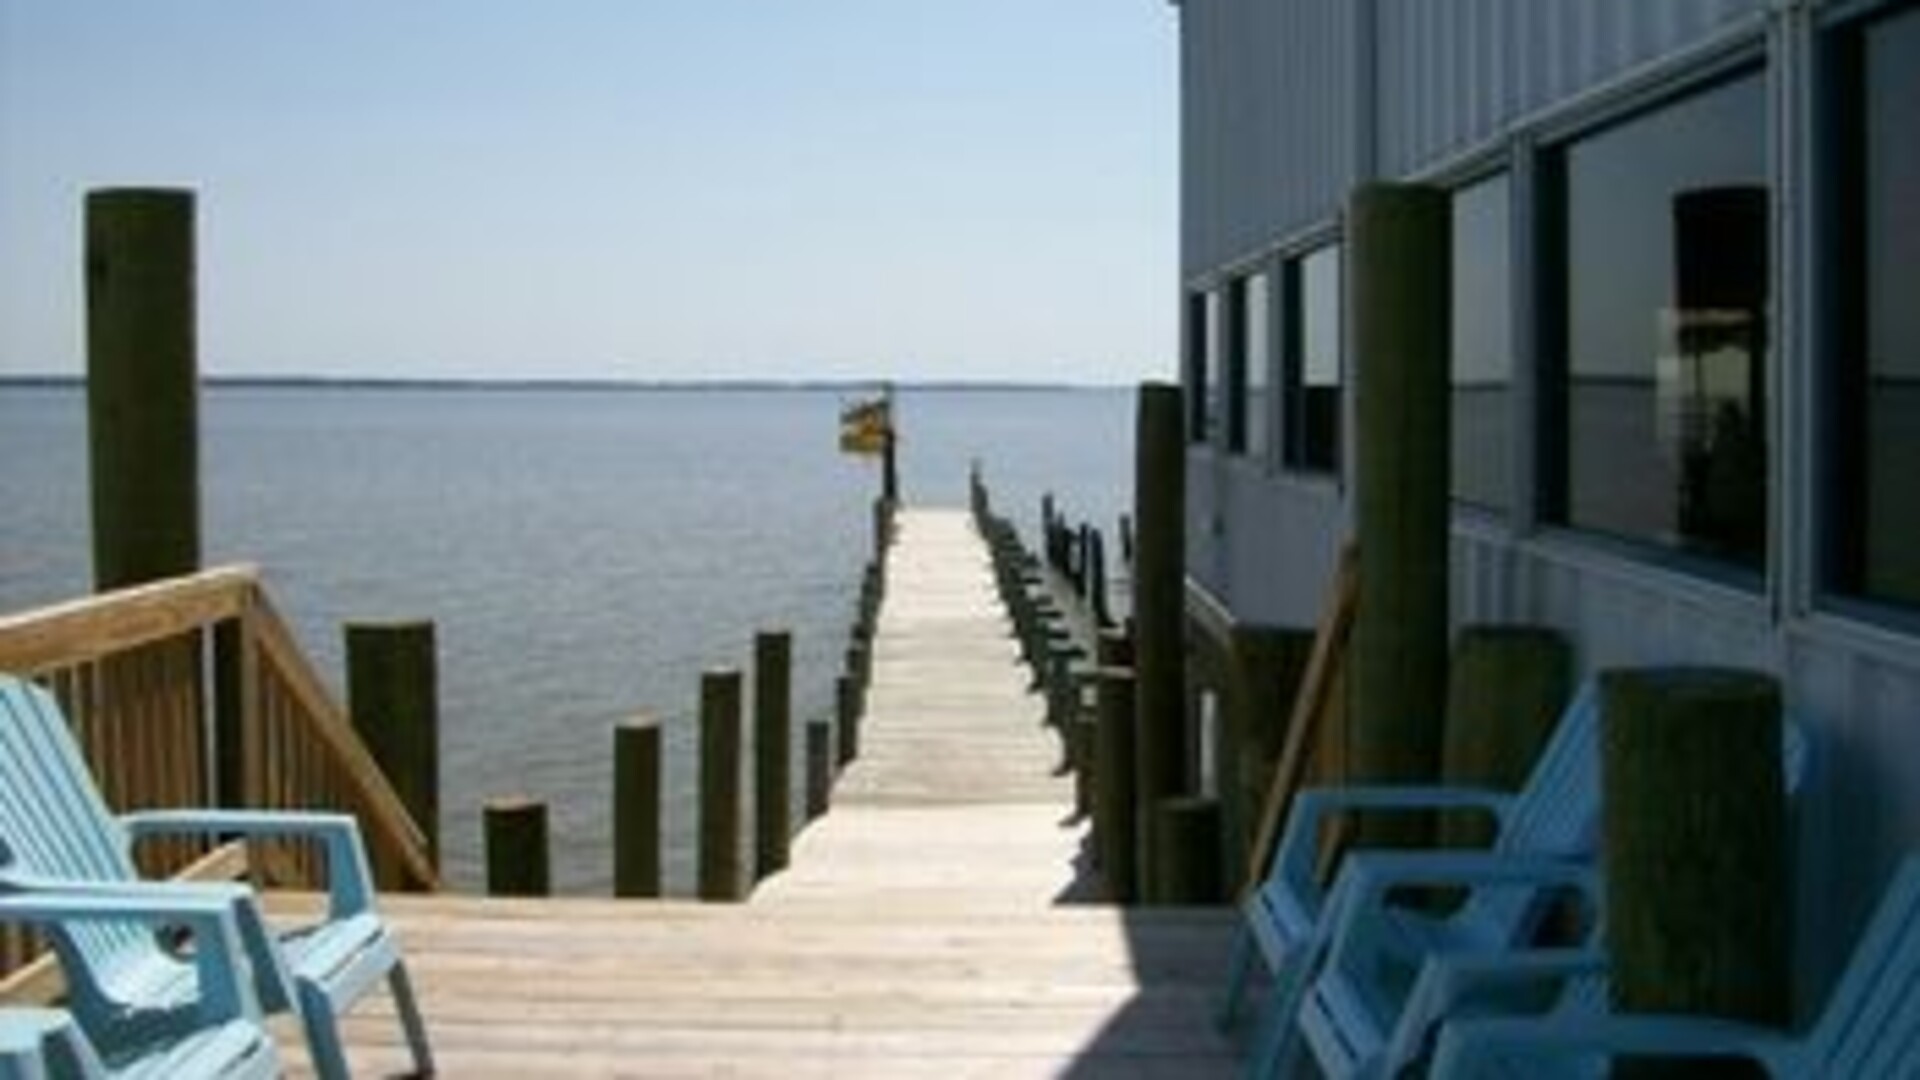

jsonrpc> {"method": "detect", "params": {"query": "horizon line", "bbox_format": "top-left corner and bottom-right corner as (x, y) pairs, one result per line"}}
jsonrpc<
(0, 373), (1142, 393)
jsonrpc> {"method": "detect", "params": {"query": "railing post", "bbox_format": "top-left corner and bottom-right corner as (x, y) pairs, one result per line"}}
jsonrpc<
(1133, 382), (1187, 896)
(345, 621), (440, 884)
(613, 715), (662, 898)
(1096, 666), (1139, 903)
(699, 669), (746, 902)
(484, 797), (550, 897)
(805, 718), (833, 820)
(753, 630), (793, 882)
(835, 673), (860, 768)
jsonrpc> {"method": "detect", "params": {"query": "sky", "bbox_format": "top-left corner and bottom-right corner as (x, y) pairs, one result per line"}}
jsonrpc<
(0, 2), (1177, 384)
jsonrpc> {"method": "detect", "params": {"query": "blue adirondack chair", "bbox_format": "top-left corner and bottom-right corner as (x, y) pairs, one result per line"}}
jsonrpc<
(0, 892), (279, 1079)
(0, 675), (432, 1079)
(1296, 715), (1810, 1080)
(1428, 853), (1920, 1078)
(1220, 681), (1605, 1079)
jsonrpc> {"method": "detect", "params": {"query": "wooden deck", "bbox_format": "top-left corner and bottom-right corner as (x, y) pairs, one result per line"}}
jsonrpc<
(288, 508), (1243, 1077)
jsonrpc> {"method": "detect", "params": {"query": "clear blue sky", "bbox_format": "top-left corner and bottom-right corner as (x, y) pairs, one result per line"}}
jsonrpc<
(0, 2), (1176, 383)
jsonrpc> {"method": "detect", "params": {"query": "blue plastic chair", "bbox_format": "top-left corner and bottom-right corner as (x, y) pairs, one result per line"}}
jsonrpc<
(0, 892), (279, 1079)
(1296, 715), (1810, 1080)
(0, 674), (432, 1079)
(1220, 681), (1604, 1078)
(1428, 853), (1920, 1079)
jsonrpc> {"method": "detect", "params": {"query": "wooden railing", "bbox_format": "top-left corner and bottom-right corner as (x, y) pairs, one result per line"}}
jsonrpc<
(0, 566), (439, 895)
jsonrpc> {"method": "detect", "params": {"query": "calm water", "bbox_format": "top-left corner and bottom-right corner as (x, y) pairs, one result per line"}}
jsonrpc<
(0, 384), (1132, 892)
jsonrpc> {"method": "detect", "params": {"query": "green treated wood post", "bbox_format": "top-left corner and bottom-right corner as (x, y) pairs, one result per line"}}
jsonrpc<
(1222, 627), (1314, 875)
(1133, 382), (1187, 890)
(1603, 668), (1788, 1078)
(1347, 182), (1452, 848)
(753, 630), (793, 882)
(1439, 627), (1572, 849)
(344, 621), (440, 882)
(613, 715), (662, 898)
(85, 189), (200, 591)
(699, 668), (746, 902)
(484, 797), (550, 897)
(1150, 796), (1224, 904)
(1096, 666), (1139, 903)
(805, 719), (832, 820)
(1097, 626), (1133, 669)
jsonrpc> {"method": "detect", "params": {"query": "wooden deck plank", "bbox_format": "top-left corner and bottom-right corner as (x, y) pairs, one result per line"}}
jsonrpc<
(283, 508), (1241, 1077)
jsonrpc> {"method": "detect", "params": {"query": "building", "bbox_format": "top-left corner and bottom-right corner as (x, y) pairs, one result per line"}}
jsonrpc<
(1172, 0), (1918, 1009)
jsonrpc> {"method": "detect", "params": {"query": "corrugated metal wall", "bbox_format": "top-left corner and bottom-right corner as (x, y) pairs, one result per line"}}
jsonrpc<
(1180, 0), (1765, 276)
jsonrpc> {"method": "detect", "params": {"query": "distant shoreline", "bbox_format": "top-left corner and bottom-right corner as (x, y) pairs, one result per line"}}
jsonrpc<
(0, 375), (1130, 393)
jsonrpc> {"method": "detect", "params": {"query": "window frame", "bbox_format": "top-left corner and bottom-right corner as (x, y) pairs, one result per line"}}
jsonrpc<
(1281, 241), (1344, 477)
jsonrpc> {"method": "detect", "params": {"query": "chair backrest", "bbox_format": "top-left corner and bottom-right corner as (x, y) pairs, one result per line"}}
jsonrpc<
(1807, 855), (1920, 1076)
(0, 676), (158, 988)
(1492, 680), (1604, 860)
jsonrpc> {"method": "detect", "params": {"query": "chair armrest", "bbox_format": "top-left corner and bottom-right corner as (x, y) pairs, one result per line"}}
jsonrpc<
(1431, 1012), (1796, 1078)
(1337, 849), (1598, 911)
(0, 892), (263, 1027)
(121, 809), (376, 917)
(1271, 786), (1515, 911)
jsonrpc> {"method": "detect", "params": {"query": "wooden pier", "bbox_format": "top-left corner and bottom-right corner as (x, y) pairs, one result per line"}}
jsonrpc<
(281, 508), (1240, 1077)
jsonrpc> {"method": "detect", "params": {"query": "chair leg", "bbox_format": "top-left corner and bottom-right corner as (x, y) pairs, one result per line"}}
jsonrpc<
(388, 960), (436, 1076)
(297, 983), (352, 1080)
(1242, 951), (1314, 1080)
(1217, 923), (1255, 1031)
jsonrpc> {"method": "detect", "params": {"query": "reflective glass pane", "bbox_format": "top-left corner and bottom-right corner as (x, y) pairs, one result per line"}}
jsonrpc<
(1287, 245), (1342, 473)
(1558, 74), (1768, 567)
(1245, 271), (1272, 460)
(1452, 174), (1512, 508)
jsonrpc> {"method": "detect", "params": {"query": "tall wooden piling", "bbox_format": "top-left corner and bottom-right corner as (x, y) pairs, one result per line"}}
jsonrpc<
(1603, 668), (1788, 1078)
(345, 621), (441, 882)
(700, 669), (746, 902)
(484, 797), (551, 897)
(753, 630), (793, 881)
(1347, 182), (1452, 847)
(85, 189), (200, 591)
(805, 719), (833, 819)
(613, 716), (662, 898)
(835, 674), (860, 767)
(1133, 382), (1188, 892)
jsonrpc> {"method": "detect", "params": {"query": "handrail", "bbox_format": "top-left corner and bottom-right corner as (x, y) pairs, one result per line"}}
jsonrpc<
(0, 564), (440, 895)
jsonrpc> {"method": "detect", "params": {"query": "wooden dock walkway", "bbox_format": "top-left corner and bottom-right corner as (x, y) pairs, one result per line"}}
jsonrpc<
(292, 508), (1240, 1077)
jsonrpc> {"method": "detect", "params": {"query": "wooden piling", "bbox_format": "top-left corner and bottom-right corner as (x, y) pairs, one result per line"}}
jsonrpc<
(85, 188), (201, 591)
(1603, 668), (1788, 1077)
(835, 674), (860, 767)
(1149, 796), (1224, 904)
(753, 631), (793, 881)
(1222, 627), (1314, 875)
(484, 797), (550, 897)
(699, 669), (746, 902)
(805, 719), (833, 819)
(1347, 182), (1452, 847)
(613, 715), (662, 898)
(1133, 382), (1188, 886)
(345, 621), (441, 882)
(1439, 627), (1571, 849)
(1096, 666), (1139, 903)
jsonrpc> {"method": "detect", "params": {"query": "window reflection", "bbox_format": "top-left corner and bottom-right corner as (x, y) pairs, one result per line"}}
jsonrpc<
(1554, 74), (1768, 568)
(1286, 245), (1342, 473)
(1452, 175), (1512, 508)
(1242, 271), (1272, 460)
(1837, 6), (1920, 607)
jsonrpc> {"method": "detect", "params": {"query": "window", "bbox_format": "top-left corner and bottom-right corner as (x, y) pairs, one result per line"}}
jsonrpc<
(1832, 4), (1920, 608)
(1226, 272), (1273, 459)
(1284, 245), (1342, 473)
(1185, 290), (1211, 443)
(1547, 74), (1769, 569)
(1452, 175), (1513, 508)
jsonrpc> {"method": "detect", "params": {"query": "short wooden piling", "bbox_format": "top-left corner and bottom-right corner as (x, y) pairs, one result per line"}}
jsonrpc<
(1439, 627), (1571, 849)
(753, 630), (793, 881)
(85, 188), (201, 591)
(835, 674), (860, 767)
(1221, 627), (1313, 875)
(1096, 666), (1139, 903)
(1149, 796), (1224, 904)
(805, 719), (833, 819)
(699, 669), (746, 902)
(1134, 382), (1188, 888)
(1603, 668), (1788, 1075)
(1348, 182), (1452, 847)
(613, 716), (662, 898)
(484, 797), (550, 897)
(345, 621), (440, 880)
